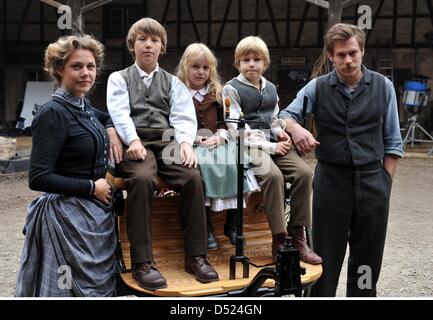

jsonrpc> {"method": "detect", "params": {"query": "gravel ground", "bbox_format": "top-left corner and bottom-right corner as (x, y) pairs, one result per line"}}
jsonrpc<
(0, 157), (432, 297)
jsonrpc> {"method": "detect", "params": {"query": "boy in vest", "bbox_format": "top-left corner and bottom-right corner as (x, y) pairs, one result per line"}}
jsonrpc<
(280, 23), (403, 296)
(222, 36), (322, 265)
(107, 18), (218, 291)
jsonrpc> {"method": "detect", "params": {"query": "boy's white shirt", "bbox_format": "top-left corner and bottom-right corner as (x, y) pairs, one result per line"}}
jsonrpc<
(106, 62), (197, 146)
(222, 73), (286, 155)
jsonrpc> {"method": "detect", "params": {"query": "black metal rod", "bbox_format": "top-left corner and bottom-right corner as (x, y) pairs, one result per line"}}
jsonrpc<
(224, 117), (250, 280)
(236, 119), (245, 257)
(237, 267), (276, 297)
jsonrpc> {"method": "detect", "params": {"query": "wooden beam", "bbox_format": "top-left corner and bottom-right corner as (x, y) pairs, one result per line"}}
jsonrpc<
(366, 0), (385, 44)
(342, 0), (363, 9)
(265, 0), (280, 46)
(238, 0), (242, 42)
(305, 0), (329, 9)
(426, 0), (433, 29)
(17, 0), (32, 41)
(68, 0), (82, 35)
(139, 14), (431, 25)
(353, 3), (358, 25)
(318, 7), (324, 47)
(142, 0), (148, 17)
(328, 0), (343, 28)
(285, 0), (291, 46)
(216, 0), (233, 47)
(411, 0), (417, 46)
(255, 0), (259, 34)
(3, 0), (7, 43)
(40, 0), (62, 9)
(176, 0), (181, 48)
(40, 0), (45, 42)
(296, 2), (310, 46)
(186, 0), (201, 42)
(161, 0), (172, 24)
(207, 0), (212, 45)
(392, 0), (398, 46)
(81, 0), (113, 14)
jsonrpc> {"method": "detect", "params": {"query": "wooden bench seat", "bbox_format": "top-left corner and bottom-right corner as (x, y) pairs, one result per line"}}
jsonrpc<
(106, 171), (322, 296)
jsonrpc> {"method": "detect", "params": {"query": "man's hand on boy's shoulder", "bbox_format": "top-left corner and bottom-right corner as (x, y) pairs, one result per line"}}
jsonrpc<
(126, 139), (147, 161)
(180, 142), (198, 169)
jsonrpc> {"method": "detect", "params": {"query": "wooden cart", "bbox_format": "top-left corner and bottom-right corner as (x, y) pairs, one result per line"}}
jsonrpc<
(106, 171), (322, 297)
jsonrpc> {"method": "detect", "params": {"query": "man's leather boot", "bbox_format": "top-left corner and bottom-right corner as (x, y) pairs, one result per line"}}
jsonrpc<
(185, 255), (219, 283)
(272, 232), (288, 263)
(132, 262), (167, 291)
(287, 225), (322, 265)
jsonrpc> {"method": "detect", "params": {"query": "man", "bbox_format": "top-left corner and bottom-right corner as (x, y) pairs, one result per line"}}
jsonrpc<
(279, 23), (403, 296)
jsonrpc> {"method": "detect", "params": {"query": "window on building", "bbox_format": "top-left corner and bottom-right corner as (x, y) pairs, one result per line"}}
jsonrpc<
(103, 5), (143, 39)
(27, 70), (44, 82)
(109, 8), (124, 37)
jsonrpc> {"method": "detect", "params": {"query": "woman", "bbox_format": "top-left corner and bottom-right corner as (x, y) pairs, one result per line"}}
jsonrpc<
(15, 35), (122, 297)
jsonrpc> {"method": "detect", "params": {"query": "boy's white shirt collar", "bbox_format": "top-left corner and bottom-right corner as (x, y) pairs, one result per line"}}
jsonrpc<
(236, 73), (267, 90)
(134, 62), (159, 78)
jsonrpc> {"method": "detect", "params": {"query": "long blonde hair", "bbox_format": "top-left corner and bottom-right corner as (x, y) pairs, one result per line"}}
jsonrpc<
(176, 43), (222, 103)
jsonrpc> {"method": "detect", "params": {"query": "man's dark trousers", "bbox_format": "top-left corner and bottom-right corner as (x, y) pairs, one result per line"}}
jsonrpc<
(311, 161), (392, 297)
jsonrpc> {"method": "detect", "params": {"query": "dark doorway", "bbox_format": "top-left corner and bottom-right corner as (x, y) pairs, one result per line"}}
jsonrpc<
(277, 68), (310, 110)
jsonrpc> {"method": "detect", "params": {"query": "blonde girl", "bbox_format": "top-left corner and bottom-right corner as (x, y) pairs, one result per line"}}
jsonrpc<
(176, 43), (259, 248)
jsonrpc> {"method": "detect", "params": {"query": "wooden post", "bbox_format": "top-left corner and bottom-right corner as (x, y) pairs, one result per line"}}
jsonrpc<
(68, 0), (83, 35)
(328, 0), (343, 28)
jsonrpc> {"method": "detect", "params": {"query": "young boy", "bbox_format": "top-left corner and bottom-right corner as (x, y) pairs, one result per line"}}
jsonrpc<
(222, 36), (321, 264)
(107, 18), (218, 291)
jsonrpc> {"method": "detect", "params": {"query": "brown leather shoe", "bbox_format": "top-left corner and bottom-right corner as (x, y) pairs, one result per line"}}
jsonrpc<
(132, 262), (167, 291)
(287, 225), (322, 265)
(272, 232), (288, 263)
(185, 256), (219, 283)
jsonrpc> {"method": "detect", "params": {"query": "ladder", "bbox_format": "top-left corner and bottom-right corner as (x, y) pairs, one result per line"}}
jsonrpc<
(379, 58), (394, 82)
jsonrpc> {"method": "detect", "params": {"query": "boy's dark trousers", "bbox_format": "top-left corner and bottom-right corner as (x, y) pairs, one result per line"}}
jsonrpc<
(121, 129), (207, 264)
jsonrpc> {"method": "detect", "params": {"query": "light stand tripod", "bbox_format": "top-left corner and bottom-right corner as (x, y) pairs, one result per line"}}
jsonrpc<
(401, 78), (433, 149)
(403, 113), (433, 147)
